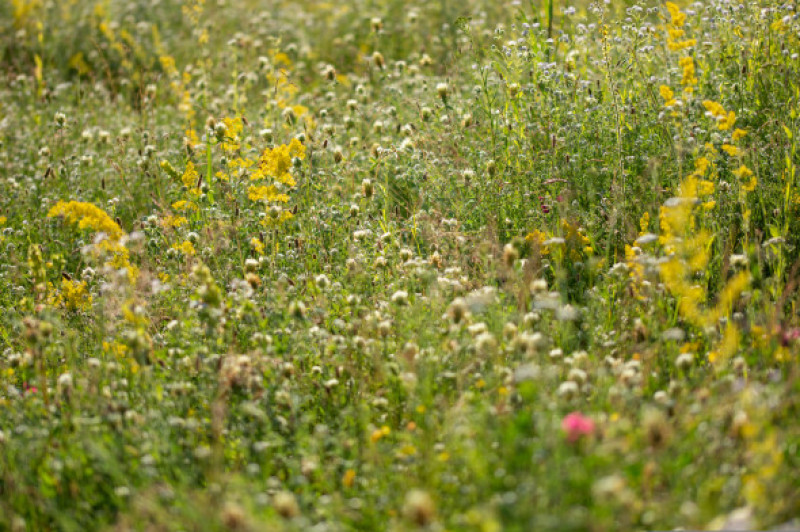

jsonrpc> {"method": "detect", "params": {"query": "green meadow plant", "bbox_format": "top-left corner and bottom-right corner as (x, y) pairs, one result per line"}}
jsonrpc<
(0, 0), (798, 530)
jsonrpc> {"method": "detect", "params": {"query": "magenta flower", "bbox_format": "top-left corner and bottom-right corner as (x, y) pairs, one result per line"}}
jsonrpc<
(562, 412), (595, 443)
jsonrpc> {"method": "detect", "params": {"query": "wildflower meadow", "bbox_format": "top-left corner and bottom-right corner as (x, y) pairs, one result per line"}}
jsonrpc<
(1, 0), (799, 529)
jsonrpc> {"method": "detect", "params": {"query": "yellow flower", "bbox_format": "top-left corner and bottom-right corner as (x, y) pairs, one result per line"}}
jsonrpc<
(221, 117), (243, 152)
(733, 165), (753, 180)
(719, 110), (736, 131)
(732, 128), (747, 141)
(171, 200), (198, 212)
(47, 200), (124, 241)
(668, 27), (685, 40)
(342, 469), (356, 488)
(247, 185), (290, 203)
(668, 38), (696, 51)
(250, 237), (265, 255)
(370, 425), (391, 443)
(679, 56), (697, 90)
(722, 144), (740, 156)
(162, 215), (188, 228)
(50, 278), (93, 311)
(251, 138), (305, 188)
(182, 161), (201, 195)
(159, 55), (178, 76)
(698, 180), (715, 196)
(665, 2), (686, 27)
(659, 85), (677, 106)
(185, 129), (201, 149)
(172, 240), (196, 256)
(703, 100), (726, 118)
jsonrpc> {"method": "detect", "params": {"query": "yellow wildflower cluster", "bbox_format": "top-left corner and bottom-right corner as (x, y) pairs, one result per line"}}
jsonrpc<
(47, 200), (124, 241)
(702, 100), (736, 131)
(665, 2), (696, 51)
(48, 278), (92, 312)
(251, 138), (305, 187)
(525, 229), (548, 256)
(221, 117), (243, 152)
(658, 161), (750, 365)
(248, 185), (289, 202)
(162, 215), (188, 228)
(172, 200), (199, 213)
(47, 201), (139, 284)
(251, 237), (265, 255)
(181, 161), (201, 197)
(185, 129), (201, 150)
(733, 165), (757, 193)
(679, 56), (697, 92)
(659, 85), (676, 108)
(247, 138), (305, 210)
(370, 425), (391, 443)
(172, 240), (197, 256)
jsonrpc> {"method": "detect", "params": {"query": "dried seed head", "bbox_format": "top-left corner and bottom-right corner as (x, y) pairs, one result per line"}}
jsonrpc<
(273, 491), (300, 519)
(403, 489), (435, 527)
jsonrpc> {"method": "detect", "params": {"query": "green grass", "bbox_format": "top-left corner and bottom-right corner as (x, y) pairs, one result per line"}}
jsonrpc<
(0, 0), (799, 530)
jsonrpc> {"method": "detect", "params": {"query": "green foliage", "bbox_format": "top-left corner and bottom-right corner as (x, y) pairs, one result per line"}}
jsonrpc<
(0, 0), (799, 530)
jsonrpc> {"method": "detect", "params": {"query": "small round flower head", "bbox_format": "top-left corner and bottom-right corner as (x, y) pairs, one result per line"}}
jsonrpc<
(436, 82), (449, 100)
(568, 367), (588, 386)
(372, 51), (385, 70)
(57, 372), (73, 396)
(289, 300), (306, 319)
(475, 331), (497, 355)
(447, 297), (468, 324)
(362, 178), (374, 198)
(402, 489), (435, 527)
(315, 274), (330, 289)
(561, 411), (595, 441)
(214, 122), (227, 140)
(282, 107), (297, 125)
(675, 352), (694, 371)
(244, 258), (259, 273)
(273, 491), (300, 519)
(558, 380), (579, 400)
(502, 243), (519, 267)
(391, 290), (409, 306)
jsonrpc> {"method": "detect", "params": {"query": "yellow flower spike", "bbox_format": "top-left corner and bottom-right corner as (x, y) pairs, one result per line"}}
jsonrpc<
(172, 240), (196, 256)
(342, 469), (356, 488)
(248, 185), (289, 203)
(250, 237), (265, 255)
(719, 110), (736, 130)
(732, 128), (748, 141)
(47, 200), (125, 241)
(722, 144), (740, 157)
(679, 56), (698, 90)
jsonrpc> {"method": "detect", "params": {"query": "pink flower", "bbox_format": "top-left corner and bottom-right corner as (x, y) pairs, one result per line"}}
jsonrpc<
(562, 412), (595, 443)
(23, 382), (38, 394)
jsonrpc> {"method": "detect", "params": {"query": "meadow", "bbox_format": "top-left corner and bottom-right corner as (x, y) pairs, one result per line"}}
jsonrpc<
(0, 0), (799, 529)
